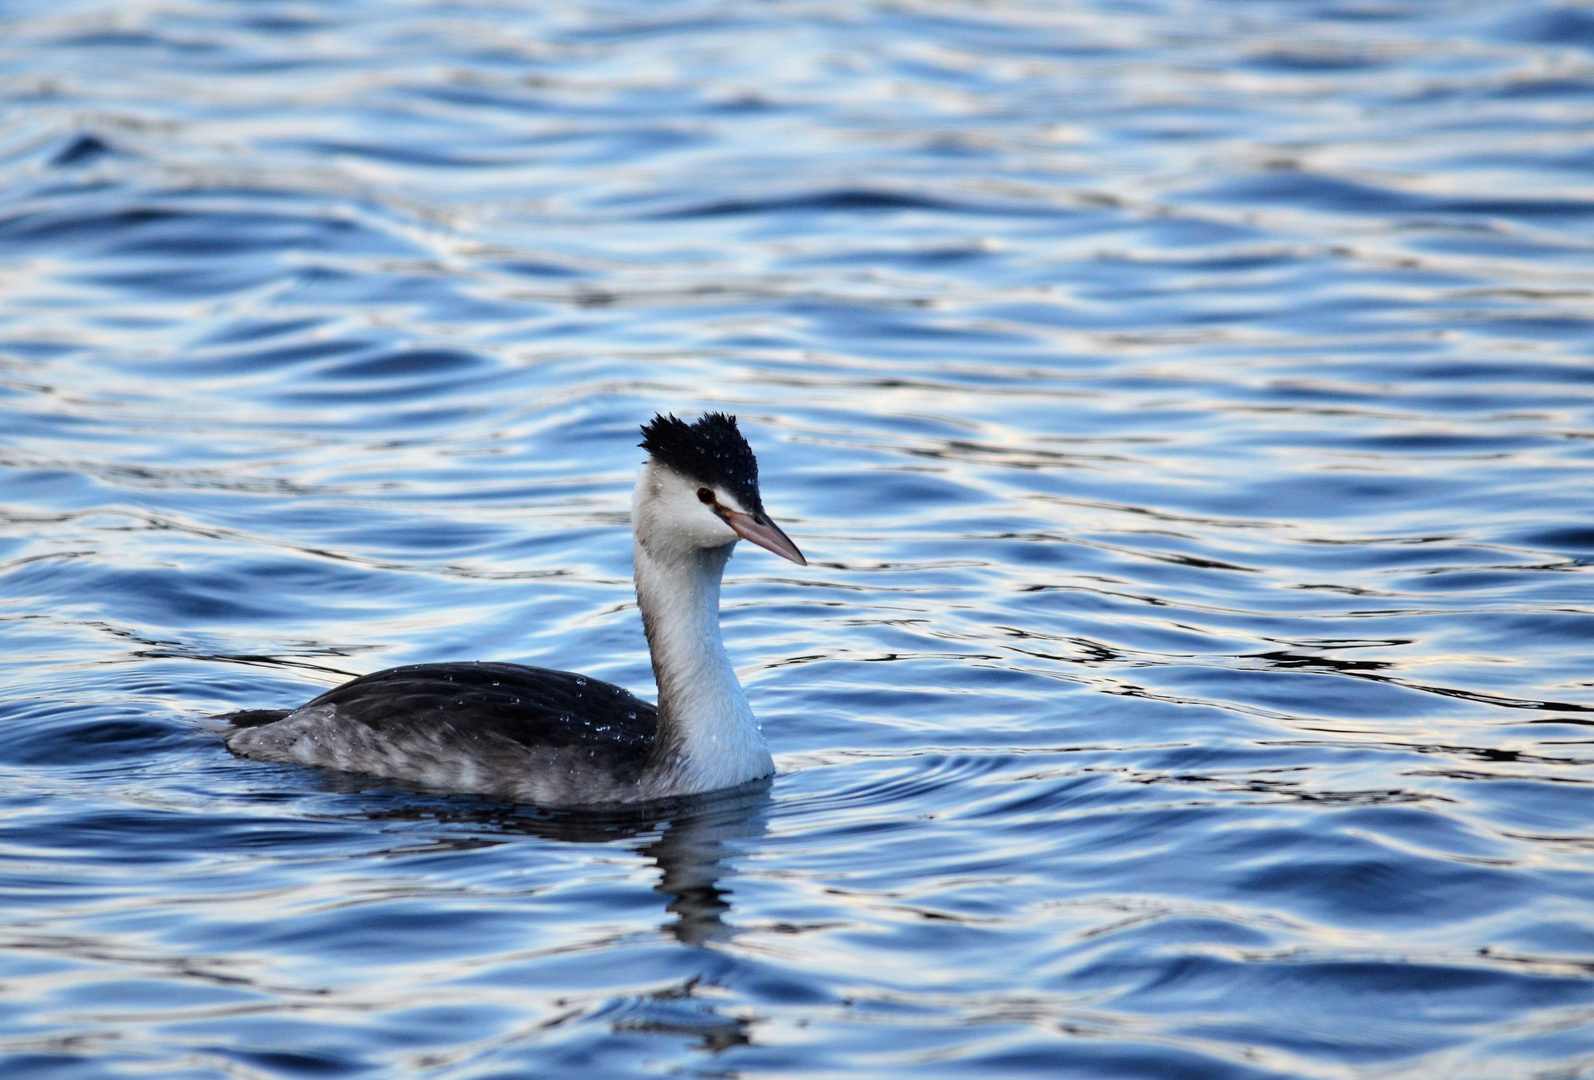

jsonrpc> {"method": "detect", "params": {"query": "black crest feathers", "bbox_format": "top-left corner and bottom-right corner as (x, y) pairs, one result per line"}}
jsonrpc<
(640, 412), (764, 515)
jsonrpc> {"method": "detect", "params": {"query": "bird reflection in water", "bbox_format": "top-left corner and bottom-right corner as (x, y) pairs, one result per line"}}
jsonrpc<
(638, 780), (771, 948)
(344, 775), (772, 944)
(324, 774), (773, 1049)
(612, 782), (770, 1050)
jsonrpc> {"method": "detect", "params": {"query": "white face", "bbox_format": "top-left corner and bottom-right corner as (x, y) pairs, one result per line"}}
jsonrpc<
(633, 459), (747, 560)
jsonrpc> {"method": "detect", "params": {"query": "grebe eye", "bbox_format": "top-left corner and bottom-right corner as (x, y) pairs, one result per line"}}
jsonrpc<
(697, 487), (715, 504)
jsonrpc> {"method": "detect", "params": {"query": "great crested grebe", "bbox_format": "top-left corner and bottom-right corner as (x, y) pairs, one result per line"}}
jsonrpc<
(225, 412), (806, 807)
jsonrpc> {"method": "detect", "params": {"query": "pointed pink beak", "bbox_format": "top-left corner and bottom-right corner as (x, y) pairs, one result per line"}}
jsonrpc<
(722, 509), (806, 566)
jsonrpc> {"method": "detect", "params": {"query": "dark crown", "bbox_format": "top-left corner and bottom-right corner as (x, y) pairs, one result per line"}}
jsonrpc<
(640, 412), (764, 515)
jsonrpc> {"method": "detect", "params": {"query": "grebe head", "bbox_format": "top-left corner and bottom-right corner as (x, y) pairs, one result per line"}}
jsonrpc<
(636, 412), (805, 566)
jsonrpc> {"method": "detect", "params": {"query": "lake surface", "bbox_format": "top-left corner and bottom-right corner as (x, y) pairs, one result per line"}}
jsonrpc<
(3, 0), (1594, 1076)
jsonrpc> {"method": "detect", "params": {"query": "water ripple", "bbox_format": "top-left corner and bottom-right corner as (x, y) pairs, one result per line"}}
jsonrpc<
(3, 0), (1594, 1077)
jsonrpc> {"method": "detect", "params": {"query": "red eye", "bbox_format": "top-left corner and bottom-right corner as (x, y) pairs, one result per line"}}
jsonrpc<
(697, 487), (715, 504)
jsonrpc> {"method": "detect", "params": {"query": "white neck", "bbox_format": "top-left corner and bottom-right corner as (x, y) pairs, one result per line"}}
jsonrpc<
(633, 468), (773, 796)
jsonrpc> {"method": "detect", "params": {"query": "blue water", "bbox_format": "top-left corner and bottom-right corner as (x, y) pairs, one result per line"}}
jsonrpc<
(3, 0), (1594, 1075)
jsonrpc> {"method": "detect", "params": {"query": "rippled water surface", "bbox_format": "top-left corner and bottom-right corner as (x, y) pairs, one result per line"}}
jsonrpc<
(4, 0), (1594, 1075)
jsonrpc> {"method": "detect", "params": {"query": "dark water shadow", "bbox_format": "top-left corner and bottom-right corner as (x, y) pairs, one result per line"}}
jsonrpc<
(316, 773), (774, 947)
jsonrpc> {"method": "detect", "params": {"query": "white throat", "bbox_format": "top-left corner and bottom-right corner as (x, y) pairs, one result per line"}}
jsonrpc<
(632, 463), (774, 796)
